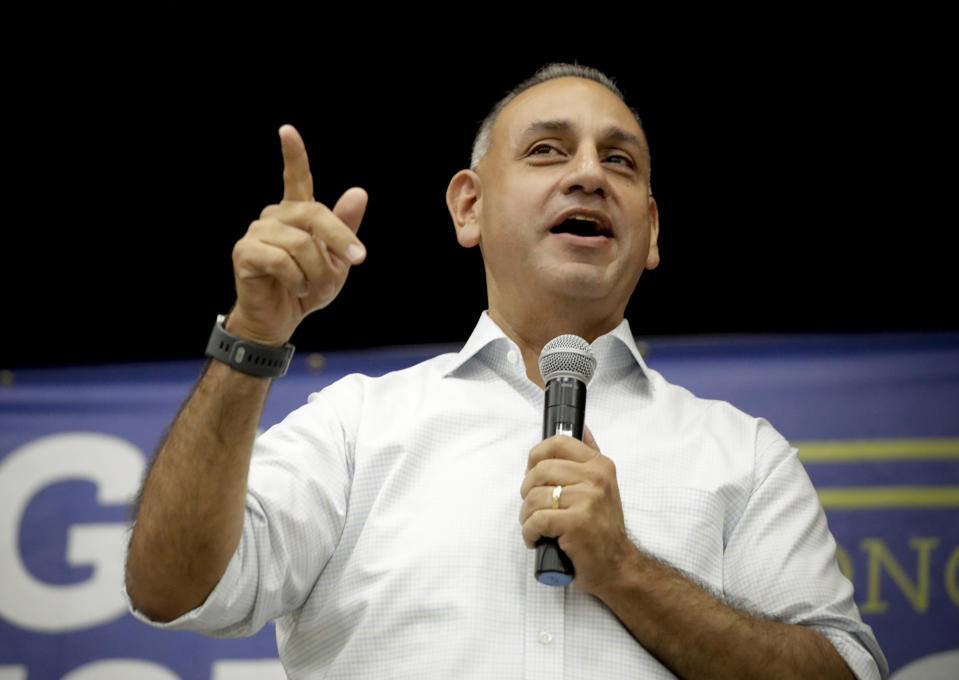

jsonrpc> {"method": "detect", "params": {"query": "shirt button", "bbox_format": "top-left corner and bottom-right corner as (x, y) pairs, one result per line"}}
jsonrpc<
(506, 349), (519, 365)
(538, 631), (553, 645)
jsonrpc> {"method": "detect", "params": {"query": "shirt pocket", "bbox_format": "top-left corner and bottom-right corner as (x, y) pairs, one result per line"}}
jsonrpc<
(620, 485), (725, 593)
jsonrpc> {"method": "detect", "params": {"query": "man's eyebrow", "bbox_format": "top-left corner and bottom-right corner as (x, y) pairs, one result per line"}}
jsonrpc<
(602, 126), (647, 153)
(519, 120), (646, 152)
(520, 119), (574, 138)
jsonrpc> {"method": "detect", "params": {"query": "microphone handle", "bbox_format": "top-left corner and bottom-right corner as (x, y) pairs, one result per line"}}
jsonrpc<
(536, 377), (586, 586)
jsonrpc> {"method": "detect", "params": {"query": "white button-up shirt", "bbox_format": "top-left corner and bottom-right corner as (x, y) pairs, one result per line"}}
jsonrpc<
(134, 313), (887, 679)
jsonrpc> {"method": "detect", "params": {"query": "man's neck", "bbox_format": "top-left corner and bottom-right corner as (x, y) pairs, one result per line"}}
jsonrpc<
(487, 305), (622, 389)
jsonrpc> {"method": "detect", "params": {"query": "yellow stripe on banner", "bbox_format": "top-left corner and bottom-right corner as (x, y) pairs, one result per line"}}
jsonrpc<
(795, 438), (959, 462)
(818, 486), (959, 509)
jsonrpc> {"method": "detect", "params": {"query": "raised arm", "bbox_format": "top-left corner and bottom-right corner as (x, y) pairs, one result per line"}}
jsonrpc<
(125, 125), (368, 622)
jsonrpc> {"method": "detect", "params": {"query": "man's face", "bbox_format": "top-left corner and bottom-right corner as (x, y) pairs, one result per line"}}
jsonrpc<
(470, 77), (659, 316)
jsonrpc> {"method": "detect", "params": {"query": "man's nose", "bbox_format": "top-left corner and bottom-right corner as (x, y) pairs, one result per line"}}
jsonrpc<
(563, 147), (608, 197)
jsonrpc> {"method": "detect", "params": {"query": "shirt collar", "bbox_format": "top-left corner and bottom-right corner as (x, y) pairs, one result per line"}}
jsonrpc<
(443, 312), (510, 377)
(443, 311), (648, 380)
(598, 315), (650, 376)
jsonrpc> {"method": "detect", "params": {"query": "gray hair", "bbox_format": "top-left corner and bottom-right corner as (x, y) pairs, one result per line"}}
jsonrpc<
(469, 63), (651, 190)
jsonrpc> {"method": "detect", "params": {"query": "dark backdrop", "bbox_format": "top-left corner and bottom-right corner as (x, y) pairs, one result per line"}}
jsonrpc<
(5, 24), (952, 369)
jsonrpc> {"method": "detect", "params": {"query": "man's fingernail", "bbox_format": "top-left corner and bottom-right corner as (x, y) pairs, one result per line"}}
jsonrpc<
(347, 244), (366, 263)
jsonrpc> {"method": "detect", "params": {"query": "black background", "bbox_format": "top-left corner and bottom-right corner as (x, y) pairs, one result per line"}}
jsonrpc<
(4, 20), (953, 369)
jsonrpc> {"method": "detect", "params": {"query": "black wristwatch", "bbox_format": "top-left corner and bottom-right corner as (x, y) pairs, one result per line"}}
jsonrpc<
(205, 314), (295, 378)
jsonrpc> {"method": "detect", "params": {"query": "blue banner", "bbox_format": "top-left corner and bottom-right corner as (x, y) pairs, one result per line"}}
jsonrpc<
(2, 332), (957, 679)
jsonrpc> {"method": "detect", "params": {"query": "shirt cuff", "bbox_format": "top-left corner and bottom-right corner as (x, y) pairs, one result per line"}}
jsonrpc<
(124, 548), (247, 635)
(814, 626), (889, 680)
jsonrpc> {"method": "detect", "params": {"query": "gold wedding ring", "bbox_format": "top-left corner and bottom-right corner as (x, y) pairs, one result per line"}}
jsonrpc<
(551, 485), (563, 510)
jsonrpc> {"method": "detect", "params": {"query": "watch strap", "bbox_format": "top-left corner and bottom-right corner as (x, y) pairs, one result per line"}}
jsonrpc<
(205, 314), (295, 378)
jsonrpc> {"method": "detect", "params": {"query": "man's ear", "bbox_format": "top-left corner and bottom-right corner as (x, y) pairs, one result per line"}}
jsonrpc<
(645, 195), (660, 271)
(446, 169), (481, 248)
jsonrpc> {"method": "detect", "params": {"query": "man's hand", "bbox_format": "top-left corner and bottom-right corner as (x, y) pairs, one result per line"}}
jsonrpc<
(229, 124), (368, 346)
(519, 428), (634, 595)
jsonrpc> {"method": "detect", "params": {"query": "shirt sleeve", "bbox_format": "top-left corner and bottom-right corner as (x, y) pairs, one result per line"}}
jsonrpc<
(722, 419), (889, 680)
(126, 375), (362, 637)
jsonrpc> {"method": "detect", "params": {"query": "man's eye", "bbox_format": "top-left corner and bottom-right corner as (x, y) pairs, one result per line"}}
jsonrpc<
(529, 143), (559, 155)
(605, 153), (635, 168)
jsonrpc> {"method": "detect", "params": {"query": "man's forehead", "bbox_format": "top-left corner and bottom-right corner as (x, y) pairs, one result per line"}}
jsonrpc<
(494, 76), (643, 142)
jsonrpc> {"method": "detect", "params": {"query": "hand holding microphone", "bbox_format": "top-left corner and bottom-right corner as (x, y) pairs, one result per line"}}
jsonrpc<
(521, 334), (634, 594)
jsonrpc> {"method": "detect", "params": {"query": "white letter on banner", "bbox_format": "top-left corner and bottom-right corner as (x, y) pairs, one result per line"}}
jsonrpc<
(0, 665), (28, 680)
(211, 659), (288, 680)
(62, 659), (180, 680)
(0, 432), (145, 632)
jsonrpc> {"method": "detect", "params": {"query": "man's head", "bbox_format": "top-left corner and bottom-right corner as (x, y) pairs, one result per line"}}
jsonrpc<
(446, 65), (659, 340)
(470, 63), (651, 191)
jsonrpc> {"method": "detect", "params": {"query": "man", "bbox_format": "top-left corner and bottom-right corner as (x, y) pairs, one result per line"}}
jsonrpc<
(125, 64), (887, 678)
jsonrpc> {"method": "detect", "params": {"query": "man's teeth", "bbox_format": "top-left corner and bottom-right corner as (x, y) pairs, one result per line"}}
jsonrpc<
(553, 215), (605, 236)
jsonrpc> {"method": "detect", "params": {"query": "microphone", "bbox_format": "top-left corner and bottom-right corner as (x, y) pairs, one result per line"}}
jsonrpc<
(535, 334), (597, 586)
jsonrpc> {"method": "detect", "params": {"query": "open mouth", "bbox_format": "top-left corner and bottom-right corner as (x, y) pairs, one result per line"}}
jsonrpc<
(550, 216), (612, 238)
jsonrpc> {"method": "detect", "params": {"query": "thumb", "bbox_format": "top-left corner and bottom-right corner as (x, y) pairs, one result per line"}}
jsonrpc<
(333, 187), (369, 233)
(583, 425), (600, 452)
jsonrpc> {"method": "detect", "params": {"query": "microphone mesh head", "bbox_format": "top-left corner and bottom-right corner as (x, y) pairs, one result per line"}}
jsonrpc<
(538, 334), (597, 384)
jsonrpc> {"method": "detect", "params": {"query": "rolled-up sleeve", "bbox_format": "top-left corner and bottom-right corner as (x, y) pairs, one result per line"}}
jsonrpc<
(723, 421), (888, 680)
(125, 377), (360, 637)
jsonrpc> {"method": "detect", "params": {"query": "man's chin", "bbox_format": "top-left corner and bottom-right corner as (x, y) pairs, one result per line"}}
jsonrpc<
(545, 260), (643, 304)
(544, 268), (622, 302)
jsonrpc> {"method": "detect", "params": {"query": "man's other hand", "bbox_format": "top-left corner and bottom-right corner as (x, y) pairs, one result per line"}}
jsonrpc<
(229, 124), (368, 346)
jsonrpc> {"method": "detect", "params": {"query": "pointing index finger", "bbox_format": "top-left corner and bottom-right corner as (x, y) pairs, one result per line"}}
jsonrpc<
(279, 124), (314, 202)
